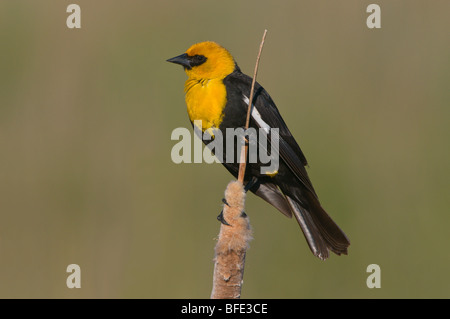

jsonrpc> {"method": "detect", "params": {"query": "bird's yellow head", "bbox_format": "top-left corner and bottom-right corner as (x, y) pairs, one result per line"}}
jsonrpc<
(167, 41), (236, 80)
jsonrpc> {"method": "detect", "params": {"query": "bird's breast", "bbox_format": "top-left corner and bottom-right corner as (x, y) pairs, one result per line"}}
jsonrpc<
(184, 78), (227, 131)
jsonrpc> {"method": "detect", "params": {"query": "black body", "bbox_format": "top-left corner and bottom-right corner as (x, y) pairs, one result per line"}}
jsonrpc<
(204, 66), (350, 260)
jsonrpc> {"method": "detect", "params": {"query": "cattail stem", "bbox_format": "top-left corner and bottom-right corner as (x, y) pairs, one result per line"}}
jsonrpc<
(237, 29), (268, 183)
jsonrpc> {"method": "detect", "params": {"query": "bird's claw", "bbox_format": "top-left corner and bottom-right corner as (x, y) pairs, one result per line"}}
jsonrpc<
(217, 210), (231, 226)
(222, 198), (229, 206)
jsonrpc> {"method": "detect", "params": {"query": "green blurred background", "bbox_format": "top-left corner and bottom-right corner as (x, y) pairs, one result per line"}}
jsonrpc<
(0, 0), (449, 298)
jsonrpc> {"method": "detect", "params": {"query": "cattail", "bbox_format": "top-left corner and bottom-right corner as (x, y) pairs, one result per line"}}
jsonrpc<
(210, 181), (252, 299)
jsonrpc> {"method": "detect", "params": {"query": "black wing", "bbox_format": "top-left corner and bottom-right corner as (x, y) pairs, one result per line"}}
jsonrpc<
(223, 71), (318, 198)
(222, 70), (350, 259)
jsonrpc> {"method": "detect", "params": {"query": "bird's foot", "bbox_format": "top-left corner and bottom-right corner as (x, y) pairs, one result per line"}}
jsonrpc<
(217, 210), (231, 226)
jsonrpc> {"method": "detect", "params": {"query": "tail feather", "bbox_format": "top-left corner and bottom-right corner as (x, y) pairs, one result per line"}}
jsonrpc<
(285, 194), (350, 260)
(285, 196), (330, 260)
(249, 181), (350, 260)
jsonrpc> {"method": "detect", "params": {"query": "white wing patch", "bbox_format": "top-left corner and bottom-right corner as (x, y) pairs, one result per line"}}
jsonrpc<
(242, 95), (270, 133)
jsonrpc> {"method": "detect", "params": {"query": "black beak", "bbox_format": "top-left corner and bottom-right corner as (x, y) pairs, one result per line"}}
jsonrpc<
(167, 53), (191, 69)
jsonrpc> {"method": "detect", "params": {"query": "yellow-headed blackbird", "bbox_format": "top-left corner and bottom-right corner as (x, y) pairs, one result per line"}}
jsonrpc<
(167, 41), (350, 260)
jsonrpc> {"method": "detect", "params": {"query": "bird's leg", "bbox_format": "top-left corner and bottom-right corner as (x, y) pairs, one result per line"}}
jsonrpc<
(244, 177), (259, 193)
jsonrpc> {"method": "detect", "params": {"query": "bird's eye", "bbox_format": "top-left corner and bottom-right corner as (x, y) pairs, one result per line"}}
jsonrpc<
(191, 55), (207, 66)
(195, 55), (205, 62)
